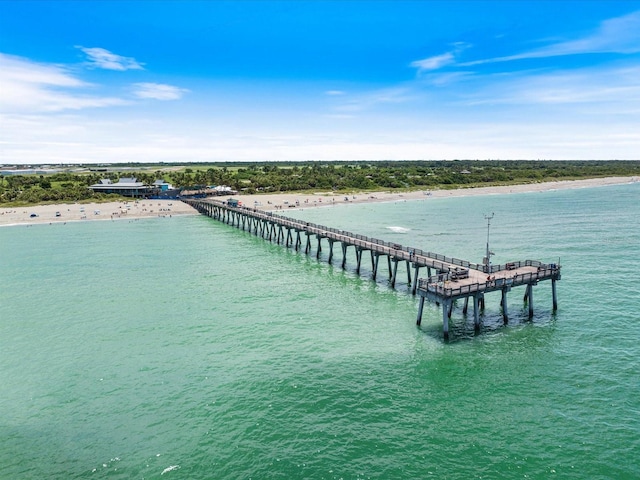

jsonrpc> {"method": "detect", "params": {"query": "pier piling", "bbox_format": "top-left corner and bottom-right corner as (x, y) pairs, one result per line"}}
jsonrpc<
(501, 289), (509, 324)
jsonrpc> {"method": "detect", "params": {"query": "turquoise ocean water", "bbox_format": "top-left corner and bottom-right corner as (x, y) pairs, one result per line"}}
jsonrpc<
(1, 182), (639, 479)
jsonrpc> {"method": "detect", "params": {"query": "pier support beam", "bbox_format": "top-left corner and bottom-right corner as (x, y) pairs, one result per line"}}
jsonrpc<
(501, 289), (509, 324)
(341, 243), (348, 268)
(473, 295), (481, 332)
(286, 228), (293, 247)
(305, 233), (311, 254)
(442, 300), (451, 340)
(391, 259), (399, 288)
(278, 225), (284, 244)
(552, 279), (558, 311)
(463, 296), (469, 315)
(525, 284), (534, 318)
(356, 248), (363, 274)
(411, 266), (420, 294)
(416, 296), (425, 326)
(328, 239), (335, 263)
(372, 253), (380, 280)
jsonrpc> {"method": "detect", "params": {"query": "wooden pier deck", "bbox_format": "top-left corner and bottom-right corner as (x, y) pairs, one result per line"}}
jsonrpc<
(184, 198), (561, 339)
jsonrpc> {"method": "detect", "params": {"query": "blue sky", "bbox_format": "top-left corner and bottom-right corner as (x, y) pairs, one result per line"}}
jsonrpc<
(1, 1), (640, 164)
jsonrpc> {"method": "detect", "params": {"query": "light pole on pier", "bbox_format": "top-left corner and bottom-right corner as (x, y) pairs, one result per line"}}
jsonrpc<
(484, 213), (495, 273)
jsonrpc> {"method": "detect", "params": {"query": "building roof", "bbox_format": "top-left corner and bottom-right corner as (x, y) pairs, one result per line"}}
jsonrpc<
(90, 177), (146, 189)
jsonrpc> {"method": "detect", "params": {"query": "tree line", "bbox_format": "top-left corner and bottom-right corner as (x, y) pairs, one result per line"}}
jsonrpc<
(1, 160), (639, 205)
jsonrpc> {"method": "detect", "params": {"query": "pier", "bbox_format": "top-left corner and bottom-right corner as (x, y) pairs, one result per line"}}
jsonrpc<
(184, 198), (561, 339)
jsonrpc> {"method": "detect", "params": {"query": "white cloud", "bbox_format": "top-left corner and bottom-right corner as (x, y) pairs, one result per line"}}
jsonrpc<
(133, 83), (188, 100)
(323, 114), (355, 119)
(459, 64), (640, 107)
(0, 53), (127, 113)
(419, 71), (474, 87)
(411, 43), (470, 74)
(410, 11), (640, 75)
(2, 105), (640, 165)
(463, 10), (640, 67)
(411, 52), (455, 73)
(0, 52), (188, 116)
(78, 46), (144, 71)
(325, 90), (346, 96)
(550, 10), (640, 54)
(333, 86), (417, 113)
(0, 52), (86, 88)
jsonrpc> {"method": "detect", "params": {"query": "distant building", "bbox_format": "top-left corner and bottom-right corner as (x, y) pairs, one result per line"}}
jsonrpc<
(150, 179), (182, 199)
(210, 185), (236, 194)
(88, 178), (153, 198)
(180, 185), (237, 198)
(0, 167), (62, 175)
(152, 179), (174, 191)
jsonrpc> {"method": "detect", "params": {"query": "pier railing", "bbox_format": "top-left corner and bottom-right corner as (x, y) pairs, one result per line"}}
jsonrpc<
(189, 199), (562, 278)
(221, 203), (485, 272)
(418, 265), (561, 299)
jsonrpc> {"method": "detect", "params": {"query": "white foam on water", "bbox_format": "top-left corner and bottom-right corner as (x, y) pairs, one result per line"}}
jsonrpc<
(161, 465), (180, 475)
(386, 226), (410, 233)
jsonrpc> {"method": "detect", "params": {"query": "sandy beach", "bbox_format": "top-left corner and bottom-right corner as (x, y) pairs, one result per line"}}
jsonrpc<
(236, 175), (638, 211)
(0, 176), (637, 227)
(0, 199), (198, 227)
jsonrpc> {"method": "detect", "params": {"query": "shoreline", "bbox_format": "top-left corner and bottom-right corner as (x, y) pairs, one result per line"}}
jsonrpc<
(226, 175), (639, 212)
(1, 176), (637, 227)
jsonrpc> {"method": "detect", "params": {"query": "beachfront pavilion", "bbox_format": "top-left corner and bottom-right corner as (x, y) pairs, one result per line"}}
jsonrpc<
(88, 178), (153, 198)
